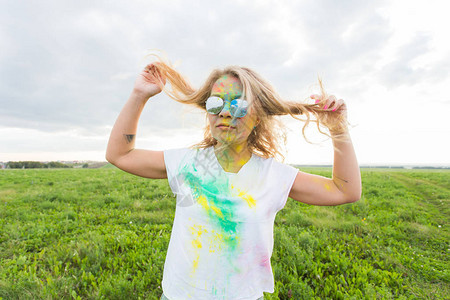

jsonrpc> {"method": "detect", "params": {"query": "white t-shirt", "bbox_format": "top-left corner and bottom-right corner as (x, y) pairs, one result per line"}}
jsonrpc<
(162, 146), (298, 300)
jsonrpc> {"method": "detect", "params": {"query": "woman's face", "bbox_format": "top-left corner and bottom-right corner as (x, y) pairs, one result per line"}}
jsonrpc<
(207, 75), (258, 147)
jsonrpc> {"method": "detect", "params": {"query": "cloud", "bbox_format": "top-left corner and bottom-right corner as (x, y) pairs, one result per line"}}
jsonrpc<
(0, 1), (394, 133)
(377, 32), (450, 89)
(1, 0), (448, 163)
(378, 33), (431, 87)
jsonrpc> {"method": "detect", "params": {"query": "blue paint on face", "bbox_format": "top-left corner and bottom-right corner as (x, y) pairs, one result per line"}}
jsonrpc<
(220, 99), (232, 115)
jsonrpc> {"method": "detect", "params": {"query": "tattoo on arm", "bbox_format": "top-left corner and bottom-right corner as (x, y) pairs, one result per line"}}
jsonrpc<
(334, 175), (349, 183)
(123, 134), (135, 144)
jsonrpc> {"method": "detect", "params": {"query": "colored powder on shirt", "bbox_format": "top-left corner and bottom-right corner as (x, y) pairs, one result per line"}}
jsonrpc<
(181, 167), (240, 251)
(179, 157), (257, 279)
(231, 184), (256, 208)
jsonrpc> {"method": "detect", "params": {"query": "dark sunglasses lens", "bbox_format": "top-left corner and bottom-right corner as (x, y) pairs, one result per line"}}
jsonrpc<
(206, 97), (224, 114)
(230, 99), (248, 117)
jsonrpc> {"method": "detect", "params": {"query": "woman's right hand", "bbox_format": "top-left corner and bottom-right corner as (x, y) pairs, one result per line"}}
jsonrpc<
(132, 63), (166, 99)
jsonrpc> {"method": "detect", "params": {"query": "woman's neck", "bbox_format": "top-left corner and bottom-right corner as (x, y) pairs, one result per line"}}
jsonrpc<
(214, 142), (252, 173)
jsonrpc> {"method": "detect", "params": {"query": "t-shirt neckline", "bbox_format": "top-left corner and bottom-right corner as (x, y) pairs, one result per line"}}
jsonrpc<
(209, 146), (255, 175)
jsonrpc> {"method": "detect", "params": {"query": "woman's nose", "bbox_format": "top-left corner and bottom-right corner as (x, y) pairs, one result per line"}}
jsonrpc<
(218, 100), (232, 118)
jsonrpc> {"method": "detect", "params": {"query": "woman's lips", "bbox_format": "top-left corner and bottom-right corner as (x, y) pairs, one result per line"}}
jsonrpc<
(217, 124), (235, 129)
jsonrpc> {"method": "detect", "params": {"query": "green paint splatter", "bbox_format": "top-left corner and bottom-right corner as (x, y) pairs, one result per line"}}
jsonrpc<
(177, 149), (254, 296)
(180, 162), (241, 253)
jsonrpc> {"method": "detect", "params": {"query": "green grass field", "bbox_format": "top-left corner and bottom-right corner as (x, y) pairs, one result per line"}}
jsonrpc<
(0, 168), (448, 299)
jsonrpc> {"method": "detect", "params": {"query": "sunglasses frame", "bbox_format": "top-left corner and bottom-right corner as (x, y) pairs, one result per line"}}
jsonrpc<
(205, 96), (249, 118)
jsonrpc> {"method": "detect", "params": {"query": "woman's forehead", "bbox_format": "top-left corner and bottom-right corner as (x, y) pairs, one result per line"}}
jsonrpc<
(211, 75), (243, 96)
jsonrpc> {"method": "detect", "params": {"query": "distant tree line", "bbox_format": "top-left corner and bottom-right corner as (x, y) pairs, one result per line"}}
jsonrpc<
(6, 161), (72, 169)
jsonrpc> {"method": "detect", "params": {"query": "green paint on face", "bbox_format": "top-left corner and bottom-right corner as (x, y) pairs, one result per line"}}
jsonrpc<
(211, 76), (243, 101)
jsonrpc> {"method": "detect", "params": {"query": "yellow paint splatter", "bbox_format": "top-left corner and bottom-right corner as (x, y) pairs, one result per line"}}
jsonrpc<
(231, 185), (256, 208)
(210, 205), (224, 218)
(189, 224), (208, 275)
(237, 158), (247, 167)
(235, 144), (244, 153)
(192, 254), (199, 271)
(197, 195), (224, 218)
(324, 184), (331, 191)
(208, 229), (224, 253)
(241, 193), (256, 208)
(192, 239), (202, 249)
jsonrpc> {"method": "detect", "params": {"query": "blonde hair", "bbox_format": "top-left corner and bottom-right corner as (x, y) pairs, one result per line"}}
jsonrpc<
(149, 57), (347, 159)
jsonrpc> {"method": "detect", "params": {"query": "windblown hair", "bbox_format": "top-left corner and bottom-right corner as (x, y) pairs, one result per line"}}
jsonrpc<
(149, 56), (347, 159)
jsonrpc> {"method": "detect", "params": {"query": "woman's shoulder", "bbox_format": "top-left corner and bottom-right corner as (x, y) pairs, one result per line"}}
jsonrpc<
(164, 146), (213, 164)
(163, 147), (197, 165)
(165, 146), (206, 155)
(252, 153), (297, 173)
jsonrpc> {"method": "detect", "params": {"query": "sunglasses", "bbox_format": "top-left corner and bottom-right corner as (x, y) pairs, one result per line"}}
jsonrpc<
(205, 96), (249, 118)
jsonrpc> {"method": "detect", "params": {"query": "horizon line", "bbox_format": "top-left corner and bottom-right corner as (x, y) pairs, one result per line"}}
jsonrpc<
(1, 160), (449, 169)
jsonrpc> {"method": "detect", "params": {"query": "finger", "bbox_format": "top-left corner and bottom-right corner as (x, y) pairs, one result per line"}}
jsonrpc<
(323, 95), (336, 110)
(326, 95), (337, 110)
(142, 66), (159, 82)
(329, 98), (344, 112)
(321, 98), (329, 109)
(144, 63), (154, 72)
(310, 94), (322, 104)
(144, 63), (160, 74)
(148, 64), (166, 85)
(143, 64), (157, 78)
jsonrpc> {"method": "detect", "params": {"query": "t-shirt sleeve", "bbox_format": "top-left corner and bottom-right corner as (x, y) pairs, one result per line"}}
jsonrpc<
(164, 148), (191, 195)
(272, 161), (299, 212)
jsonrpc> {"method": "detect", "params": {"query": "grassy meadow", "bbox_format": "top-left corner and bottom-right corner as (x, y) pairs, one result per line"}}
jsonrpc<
(0, 167), (448, 299)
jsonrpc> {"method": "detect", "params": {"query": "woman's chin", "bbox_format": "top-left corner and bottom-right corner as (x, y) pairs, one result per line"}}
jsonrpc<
(212, 130), (248, 146)
(216, 139), (235, 145)
(215, 140), (248, 149)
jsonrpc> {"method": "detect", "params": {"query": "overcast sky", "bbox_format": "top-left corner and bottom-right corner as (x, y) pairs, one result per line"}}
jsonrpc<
(1, 0), (449, 165)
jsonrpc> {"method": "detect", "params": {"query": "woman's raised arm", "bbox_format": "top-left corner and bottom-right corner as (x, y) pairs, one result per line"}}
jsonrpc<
(288, 94), (362, 206)
(105, 64), (167, 179)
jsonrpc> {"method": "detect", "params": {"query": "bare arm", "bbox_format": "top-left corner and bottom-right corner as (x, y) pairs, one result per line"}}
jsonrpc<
(105, 64), (167, 179)
(289, 132), (361, 205)
(289, 95), (361, 205)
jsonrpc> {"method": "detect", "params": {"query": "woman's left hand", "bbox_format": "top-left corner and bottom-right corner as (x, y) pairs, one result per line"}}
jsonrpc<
(310, 94), (348, 134)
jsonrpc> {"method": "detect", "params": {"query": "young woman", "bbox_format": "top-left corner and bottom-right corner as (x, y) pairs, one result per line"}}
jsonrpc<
(106, 59), (361, 300)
